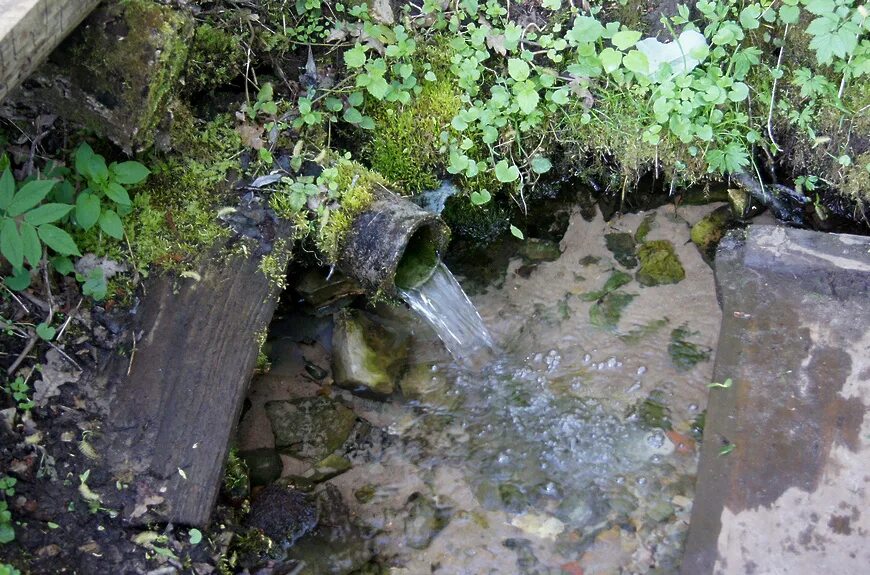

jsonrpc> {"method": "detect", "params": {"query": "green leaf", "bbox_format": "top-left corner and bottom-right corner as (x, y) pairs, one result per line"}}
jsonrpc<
(507, 58), (530, 81)
(599, 47), (623, 73)
(75, 193), (101, 230)
(5, 267), (31, 291)
(189, 528), (203, 545)
(567, 16), (605, 44)
(728, 82), (750, 102)
(343, 107), (363, 124)
(551, 88), (570, 105)
(612, 30), (642, 51)
(20, 222), (41, 267)
(51, 256), (75, 275)
(778, 5), (800, 24)
(365, 75), (390, 99)
(98, 209), (125, 239)
(739, 5), (762, 29)
(359, 116), (376, 130)
(343, 44), (367, 68)
(510, 225), (525, 240)
(36, 322), (56, 341)
(7, 179), (55, 216)
(513, 81), (540, 114)
(470, 190), (491, 205)
(38, 224), (81, 256)
(0, 168), (14, 210)
(622, 50), (649, 75)
(494, 160), (520, 183)
(530, 156), (552, 174)
(74, 143), (95, 178)
(87, 154), (109, 184)
(81, 268), (107, 300)
(0, 521), (14, 544)
(24, 203), (73, 225)
(105, 182), (132, 205)
(110, 161), (150, 185)
(1, 219), (24, 269)
(805, 0), (834, 16)
(348, 91), (364, 107)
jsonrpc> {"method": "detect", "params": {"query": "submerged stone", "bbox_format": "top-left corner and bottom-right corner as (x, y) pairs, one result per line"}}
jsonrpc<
(519, 238), (562, 263)
(332, 309), (409, 397)
(589, 292), (635, 330)
(635, 240), (685, 286)
(690, 205), (733, 257)
(668, 326), (712, 371)
(239, 448), (283, 487)
(403, 493), (451, 550)
(265, 396), (356, 460)
(305, 454), (352, 482)
(246, 485), (318, 545)
(605, 233), (638, 268)
(399, 362), (457, 409)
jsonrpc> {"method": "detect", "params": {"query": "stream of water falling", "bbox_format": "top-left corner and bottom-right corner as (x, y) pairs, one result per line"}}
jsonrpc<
(398, 262), (495, 360)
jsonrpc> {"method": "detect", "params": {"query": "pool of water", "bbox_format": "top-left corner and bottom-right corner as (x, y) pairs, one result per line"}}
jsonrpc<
(237, 203), (723, 574)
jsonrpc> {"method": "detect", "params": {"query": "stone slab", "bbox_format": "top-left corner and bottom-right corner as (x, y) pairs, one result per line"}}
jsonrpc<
(0, 0), (100, 102)
(682, 225), (870, 574)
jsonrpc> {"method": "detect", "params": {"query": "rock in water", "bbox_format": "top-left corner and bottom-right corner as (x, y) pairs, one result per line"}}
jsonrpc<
(690, 205), (733, 257)
(246, 485), (318, 545)
(635, 240), (685, 286)
(403, 493), (451, 550)
(239, 448), (283, 487)
(332, 309), (409, 396)
(265, 397), (356, 460)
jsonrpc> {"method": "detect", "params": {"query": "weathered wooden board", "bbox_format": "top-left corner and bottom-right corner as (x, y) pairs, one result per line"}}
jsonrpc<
(98, 246), (289, 526)
(0, 0), (100, 103)
(682, 226), (870, 574)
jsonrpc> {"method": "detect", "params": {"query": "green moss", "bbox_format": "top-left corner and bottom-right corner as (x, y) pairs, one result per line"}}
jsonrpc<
(185, 22), (244, 93)
(315, 159), (384, 261)
(128, 112), (240, 271)
(222, 448), (250, 501)
(367, 71), (461, 193)
(690, 205), (733, 257)
(628, 392), (672, 431)
(259, 239), (292, 290)
(589, 291), (635, 330)
(635, 240), (685, 286)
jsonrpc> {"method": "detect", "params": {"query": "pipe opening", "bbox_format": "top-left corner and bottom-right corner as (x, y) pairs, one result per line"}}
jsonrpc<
(394, 224), (441, 290)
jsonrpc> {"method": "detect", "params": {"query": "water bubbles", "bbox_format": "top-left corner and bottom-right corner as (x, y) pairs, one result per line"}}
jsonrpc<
(626, 381), (642, 393)
(637, 476), (648, 486)
(688, 403), (699, 412)
(583, 353), (592, 364)
(646, 431), (666, 449)
(606, 357), (619, 369)
(637, 365), (647, 376)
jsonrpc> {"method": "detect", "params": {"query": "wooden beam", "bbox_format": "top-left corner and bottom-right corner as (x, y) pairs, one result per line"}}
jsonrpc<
(97, 243), (290, 526)
(0, 0), (101, 103)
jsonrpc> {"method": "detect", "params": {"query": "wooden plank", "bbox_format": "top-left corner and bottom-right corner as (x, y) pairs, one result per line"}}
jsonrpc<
(682, 226), (870, 574)
(0, 0), (100, 103)
(97, 244), (290, 526)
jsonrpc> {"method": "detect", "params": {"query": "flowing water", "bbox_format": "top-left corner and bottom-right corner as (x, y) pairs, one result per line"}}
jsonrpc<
(398, 262), (495, 360)
(238, 204), (725, 574)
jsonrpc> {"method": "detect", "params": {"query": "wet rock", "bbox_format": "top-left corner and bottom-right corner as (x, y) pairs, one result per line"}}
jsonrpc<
(402, 493), (451, 550)
(503, 538), (550, 575)
(605, 233), (638, 268)
(304, 454), (352, 483)
(246, 485), (318, 545)
(510, 513), (566, 540)
(354, 484), (377, 504)
(265, 397), (357, 460)
(286, 485), (374, 574)
(635, 240), (685, 286)
(295, 270), (364, 316)
(589, 292), (635, 330)
(690, 205), (733, 257)
(498, 482), (528, 513)
(398, 362), (456, 409)
(646, 500), (675, 523)
(332, 309), (408, 397)
(519, 238), (562, 263)
(239, 448), (283, 487)
(668, 325), (712, 371)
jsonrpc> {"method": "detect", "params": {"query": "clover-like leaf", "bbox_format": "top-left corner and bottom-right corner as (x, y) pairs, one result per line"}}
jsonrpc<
(507, 58), (531, 82)
(494, 160), (520, 183)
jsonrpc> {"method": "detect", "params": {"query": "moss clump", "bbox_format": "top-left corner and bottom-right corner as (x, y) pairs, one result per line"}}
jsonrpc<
(259, 239), (292, 290)
(635, 240), (685, 286)
(315, 159), (383, 261)
(185, 22), (244, 93)
(628, 393), (672, 431)
(690, 205), (733, 257)
(128, 112), (240, 271)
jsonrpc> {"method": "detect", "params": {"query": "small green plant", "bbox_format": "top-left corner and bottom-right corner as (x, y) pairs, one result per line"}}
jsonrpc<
(4, 376), (34, 411)
(0, 563), (22, 575)
(0, 475), (16, 544)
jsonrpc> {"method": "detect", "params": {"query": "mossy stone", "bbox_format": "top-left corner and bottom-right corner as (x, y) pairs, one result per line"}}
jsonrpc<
(239, 448), (283, 487)
(265, 397), (356, 460)
(332, 309), (409, 396)
(635, 240), (685, 286)
(605, 232), (638, 268)
(589, 291), (635, 330)
(519, 238), (562, 263)
(690, 205), (733, 256)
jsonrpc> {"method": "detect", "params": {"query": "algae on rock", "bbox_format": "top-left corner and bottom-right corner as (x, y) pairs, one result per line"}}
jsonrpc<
(635, 240), (685, 286)
(332, 309), (409, 396)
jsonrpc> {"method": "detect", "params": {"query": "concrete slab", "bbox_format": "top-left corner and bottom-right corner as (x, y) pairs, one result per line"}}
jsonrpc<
(682, 225), (870, 575)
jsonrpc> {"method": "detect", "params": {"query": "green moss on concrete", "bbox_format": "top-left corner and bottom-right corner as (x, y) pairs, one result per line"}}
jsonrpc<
(635, 240), (685, 286)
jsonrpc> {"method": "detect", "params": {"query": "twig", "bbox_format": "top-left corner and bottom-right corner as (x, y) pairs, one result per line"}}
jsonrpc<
(7, 332), (38, 376)
(767, 24), (788, 152)
(55, 298), (83, 343)
(47, 342), (81, 372)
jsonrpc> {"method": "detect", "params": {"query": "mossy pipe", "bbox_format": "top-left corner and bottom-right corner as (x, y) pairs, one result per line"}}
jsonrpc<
(336, 185), (450, 295)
